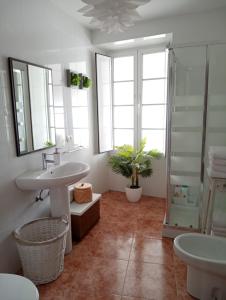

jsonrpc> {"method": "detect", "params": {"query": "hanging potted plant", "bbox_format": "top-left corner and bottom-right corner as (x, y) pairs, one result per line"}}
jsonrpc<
(82, 76), (92, 88)
(70, 72), (81, 87)
(108, 138), (162, 202)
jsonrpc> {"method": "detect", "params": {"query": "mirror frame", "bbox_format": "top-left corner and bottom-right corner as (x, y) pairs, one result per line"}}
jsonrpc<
(8, 57), (56, 156)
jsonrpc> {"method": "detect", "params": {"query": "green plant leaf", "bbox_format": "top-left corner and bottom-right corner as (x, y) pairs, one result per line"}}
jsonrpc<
(82, 76), (92, 88)
(147, 149), (163, 159)
(108, 139), (162, 187)
(71, 73), (80, 86)
(45, 141), (54, 147)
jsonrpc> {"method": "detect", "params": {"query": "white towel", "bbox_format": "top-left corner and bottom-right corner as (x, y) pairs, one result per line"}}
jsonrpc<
(209, 146), (226, 159)
(209, 157), (226, 166)
(207, 167), (226, 179)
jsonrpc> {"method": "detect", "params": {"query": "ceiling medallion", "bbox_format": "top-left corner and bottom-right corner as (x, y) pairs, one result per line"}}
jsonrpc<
(78, 0), (151, 33)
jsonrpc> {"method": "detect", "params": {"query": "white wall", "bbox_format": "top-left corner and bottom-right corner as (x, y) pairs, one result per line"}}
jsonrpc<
(0, 0), (108, 273)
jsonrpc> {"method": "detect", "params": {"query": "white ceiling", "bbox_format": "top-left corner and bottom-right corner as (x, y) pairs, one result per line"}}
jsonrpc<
(50, 0), (226, 29)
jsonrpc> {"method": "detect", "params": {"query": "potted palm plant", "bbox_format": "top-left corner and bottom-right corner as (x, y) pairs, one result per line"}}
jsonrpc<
(108, 138), (162, 202)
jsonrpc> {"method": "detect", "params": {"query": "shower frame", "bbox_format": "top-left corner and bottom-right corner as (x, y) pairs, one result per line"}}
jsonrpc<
(163, 44), (210, 238)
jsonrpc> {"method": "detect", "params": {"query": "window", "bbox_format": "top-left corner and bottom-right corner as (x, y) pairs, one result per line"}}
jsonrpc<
(47, 70), (56, 146)
(113, 56), (135, 146)
(52, 85), (65, 147)
(140, 51), (167, 153)
(111, 49), (167, 153)
(71, 89), (89, 148)
(49, 63), (90, 150)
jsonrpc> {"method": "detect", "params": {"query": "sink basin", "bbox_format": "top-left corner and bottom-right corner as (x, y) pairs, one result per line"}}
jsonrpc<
(16, 161), (90, 190)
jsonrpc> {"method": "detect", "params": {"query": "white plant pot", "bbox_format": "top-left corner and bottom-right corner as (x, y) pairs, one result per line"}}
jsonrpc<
(125, 187), (142, 202)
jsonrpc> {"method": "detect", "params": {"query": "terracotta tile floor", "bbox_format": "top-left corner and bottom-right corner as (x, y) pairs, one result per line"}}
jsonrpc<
(39, 191), (195, 300)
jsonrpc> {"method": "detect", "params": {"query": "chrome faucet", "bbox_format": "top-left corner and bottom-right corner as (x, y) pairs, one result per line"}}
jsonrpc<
(42, 148), (61, 170)
(42, 153), (55, 170)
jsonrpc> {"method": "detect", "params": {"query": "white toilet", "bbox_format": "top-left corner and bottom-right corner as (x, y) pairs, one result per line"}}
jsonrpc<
(174, 233), (226, 300)
(0, 273), (39, 300)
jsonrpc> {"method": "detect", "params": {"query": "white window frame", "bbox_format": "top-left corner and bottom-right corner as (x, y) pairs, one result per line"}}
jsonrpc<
(138, 47), (168, 153)
(110, 46), (167, 152)
(111, 51), (138, 148)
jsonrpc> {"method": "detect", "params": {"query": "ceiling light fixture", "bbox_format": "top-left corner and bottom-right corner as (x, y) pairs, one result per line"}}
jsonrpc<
(143, 34), (166, 40)
(78, 0), (151, 33)
(114, 39), (135, 45)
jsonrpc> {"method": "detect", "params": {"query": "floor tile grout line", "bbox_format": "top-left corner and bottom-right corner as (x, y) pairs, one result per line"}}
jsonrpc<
(120, 234), (135, 298)
(120, 257), (130, 298)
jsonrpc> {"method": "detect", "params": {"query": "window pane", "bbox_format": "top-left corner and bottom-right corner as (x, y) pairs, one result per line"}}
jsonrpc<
(48, 70), (52, 84)
(15, 85), (24, 102)
(142, 129), (165, 153)
(50, 127), (56, 144)
(73, 129), (89, 147)
(114, 129), (134, 146)
(71, 89), (88, 106)
(56, 128), (65, 147)
(49, 107), (55, 127)
(49, 85), (53, 105)
(142, 79), (166, 104)
(54, 107), (64, 128)
(114, 56), (134, 81)
(53, 86), (64, 106)
(13, 69), (22, 85)
(17, 111), (25, 124)
(143, 52), (166, 79)
(142, 105), (166, 128)
(72, 107), (89, 128)
(114, 82), (134, 105)
(114, 106), (134, 128)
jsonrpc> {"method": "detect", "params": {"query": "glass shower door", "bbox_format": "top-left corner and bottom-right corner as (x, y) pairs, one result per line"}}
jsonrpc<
(202, 44), (226, 232)
(167, 46), (207, 229)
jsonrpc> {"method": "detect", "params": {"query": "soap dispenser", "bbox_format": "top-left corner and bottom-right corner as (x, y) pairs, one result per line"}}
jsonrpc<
(53, 148), (61, 165)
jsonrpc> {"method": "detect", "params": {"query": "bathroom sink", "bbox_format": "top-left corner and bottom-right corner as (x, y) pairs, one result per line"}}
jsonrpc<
(16, 161), (90, 190)
(16, 161), (90, 255)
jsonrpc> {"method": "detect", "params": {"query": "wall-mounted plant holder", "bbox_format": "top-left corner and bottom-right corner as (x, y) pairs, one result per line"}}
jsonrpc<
(78, 73), (83, 89)
(66, 70), (92, 89)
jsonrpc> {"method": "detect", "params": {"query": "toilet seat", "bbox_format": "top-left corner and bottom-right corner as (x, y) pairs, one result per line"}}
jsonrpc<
(0, 273), (39, 300)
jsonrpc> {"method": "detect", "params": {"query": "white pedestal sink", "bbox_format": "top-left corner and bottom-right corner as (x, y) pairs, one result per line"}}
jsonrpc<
(16, 161), (90, 254)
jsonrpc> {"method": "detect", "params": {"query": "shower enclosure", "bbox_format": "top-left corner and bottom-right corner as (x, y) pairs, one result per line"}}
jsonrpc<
(163, 43), (226, 237)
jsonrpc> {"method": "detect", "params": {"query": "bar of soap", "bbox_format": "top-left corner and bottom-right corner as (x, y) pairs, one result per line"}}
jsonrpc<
(74, 183), (92, 204)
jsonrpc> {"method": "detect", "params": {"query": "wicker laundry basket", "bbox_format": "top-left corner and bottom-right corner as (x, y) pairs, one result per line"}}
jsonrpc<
(13, 216), (69, 285)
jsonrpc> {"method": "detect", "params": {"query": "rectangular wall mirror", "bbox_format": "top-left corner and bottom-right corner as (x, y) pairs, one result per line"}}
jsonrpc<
(9, 58), (56, 156)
